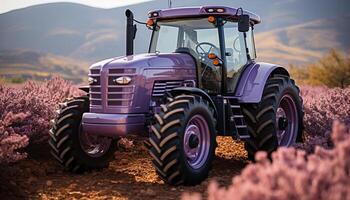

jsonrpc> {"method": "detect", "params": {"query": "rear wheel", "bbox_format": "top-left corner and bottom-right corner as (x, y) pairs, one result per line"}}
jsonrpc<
(149, 94), (216, 185)
(241, 75), (303, 160)
(48, 96), (117, 172)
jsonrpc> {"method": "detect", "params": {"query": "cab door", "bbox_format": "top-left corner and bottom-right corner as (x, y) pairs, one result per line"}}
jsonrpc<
(222, 21), (248, 94)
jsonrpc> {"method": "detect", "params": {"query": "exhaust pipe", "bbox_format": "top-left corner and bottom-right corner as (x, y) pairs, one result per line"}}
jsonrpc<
(125, 9), (137, 56)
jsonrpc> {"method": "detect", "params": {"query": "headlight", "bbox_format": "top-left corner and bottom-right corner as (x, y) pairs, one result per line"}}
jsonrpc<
(88, 77), (97, 85)
(113, 76), (132, 85)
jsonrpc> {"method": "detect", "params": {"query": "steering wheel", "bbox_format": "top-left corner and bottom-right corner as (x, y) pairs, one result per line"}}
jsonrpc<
(195, 42), (219, 56)
(195, 42), (221, 80)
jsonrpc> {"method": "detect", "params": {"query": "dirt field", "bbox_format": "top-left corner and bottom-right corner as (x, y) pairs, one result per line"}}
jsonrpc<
(0, 137), (248, 200)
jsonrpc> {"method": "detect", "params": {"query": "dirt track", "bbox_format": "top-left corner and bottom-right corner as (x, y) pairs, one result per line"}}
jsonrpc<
(0, 137), (248, 200)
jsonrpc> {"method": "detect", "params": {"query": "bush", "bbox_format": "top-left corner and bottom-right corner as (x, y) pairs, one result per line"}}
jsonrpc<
(182, 121), (350, 200)
(0, 112), (29, 163)
(299, 86), (350, 152)
(290, 49), (350, 88)
(0, 77), (82, 163)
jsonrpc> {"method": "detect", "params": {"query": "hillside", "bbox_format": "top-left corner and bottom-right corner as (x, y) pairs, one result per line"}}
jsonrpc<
(0, 0), (349, 82)
(0, 49), (89, 83)
(256, 16), (350, 65)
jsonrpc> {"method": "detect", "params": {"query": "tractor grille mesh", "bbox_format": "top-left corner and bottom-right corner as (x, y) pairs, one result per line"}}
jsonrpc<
(89, 68), (136, 108)
(152, 80), (195, 97)
(107, 68), (136, 107)
(89, 68), (101, 106)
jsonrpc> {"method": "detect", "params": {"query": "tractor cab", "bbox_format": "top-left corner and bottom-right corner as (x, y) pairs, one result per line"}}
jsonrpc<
(146, 6), (260, 94)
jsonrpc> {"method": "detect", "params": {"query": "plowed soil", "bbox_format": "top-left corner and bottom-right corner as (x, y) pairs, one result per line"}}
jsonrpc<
(0, 136), (249, 200)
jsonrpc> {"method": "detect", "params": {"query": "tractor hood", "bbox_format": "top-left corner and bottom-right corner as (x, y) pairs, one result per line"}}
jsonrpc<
(88, 53), (197, 114)
(89, 53), (195, 70)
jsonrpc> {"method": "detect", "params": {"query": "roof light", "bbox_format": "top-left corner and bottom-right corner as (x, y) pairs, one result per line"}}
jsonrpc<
(216, 8), (225, 13)
(208, 16), (216, 23)
(146, 19), (154, 27)
(206, 7), (226, 13)
(207, 8), (214, 13)
(148, 12), (159, 18)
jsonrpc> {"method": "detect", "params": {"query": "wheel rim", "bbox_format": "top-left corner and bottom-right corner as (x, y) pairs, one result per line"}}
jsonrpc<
(183, 115), (210, 169)
(79, 125), (112, 157)
(276, 94), (298, 146)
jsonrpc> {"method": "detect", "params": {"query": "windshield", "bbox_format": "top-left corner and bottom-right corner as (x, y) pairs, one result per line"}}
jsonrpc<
(149, 17), (249, 94)
(150, 18), (220, 56)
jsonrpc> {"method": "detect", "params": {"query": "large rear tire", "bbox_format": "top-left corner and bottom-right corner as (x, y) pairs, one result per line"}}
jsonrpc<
(241, 74), (303, 160)
(48, 96), (117, 173)
(149, 94), (216, 185)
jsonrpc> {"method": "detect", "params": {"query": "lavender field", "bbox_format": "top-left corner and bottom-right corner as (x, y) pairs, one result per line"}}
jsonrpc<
(0, 77), (349, 199)
(1, 0), (350, 198)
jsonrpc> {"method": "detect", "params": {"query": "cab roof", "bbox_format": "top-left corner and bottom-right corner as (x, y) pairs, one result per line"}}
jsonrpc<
(148, 6), (261, 25)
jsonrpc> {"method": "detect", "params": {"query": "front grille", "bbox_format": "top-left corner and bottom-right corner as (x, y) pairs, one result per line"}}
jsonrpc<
(89, 68), (101, 106)
(89, 68), (136, 108)
(152, 80), (187, 97)
(107, 68), (136, 107)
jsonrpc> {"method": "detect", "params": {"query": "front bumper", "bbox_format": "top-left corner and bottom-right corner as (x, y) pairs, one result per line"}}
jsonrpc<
(81, 113), (146, 138)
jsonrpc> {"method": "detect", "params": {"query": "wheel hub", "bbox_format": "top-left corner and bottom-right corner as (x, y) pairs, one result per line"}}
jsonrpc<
(276, 94), (299, 146)
(183, 115), (210, 170)
(189, 134), (199, 149)
(79, 125), (112, 157)
(278, 117), (288, 130)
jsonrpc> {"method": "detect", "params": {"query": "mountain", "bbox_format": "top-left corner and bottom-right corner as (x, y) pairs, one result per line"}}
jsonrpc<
(0, 0), (349, 82)
(0, 49), (88, 83)
(256, 16), (350, 65)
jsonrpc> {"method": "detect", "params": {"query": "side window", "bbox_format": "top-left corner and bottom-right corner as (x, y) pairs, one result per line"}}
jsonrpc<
(224, 23), (247, 78)
(246, 27), (256, 59)
(155, 26), (179, 53)
(181, 28), (221, 56)
(224, 22), (249, 93)
(197, 29), (221, 55)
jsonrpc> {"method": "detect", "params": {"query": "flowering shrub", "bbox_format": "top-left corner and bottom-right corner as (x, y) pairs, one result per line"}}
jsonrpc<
(289, 49), (350, 88)
(182, 121), (350, 200)
(0, 77), (81, 163)
(0, 112), (30, 163)
(299, 86), (350, 152)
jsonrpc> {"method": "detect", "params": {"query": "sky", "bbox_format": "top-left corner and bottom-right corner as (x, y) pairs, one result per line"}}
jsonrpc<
(0, 0), (155, 14)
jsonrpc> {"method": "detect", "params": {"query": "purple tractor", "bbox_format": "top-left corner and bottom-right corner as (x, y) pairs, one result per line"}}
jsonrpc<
(49, 6), (303, 185)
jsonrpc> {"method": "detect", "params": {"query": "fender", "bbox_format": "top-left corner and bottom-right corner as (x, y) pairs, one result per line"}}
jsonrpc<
(169, 87), (218, 117)
(235, 62), (289, 103)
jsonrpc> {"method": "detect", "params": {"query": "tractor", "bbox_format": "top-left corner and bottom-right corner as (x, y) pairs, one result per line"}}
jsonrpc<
(49, 6), (304, 186)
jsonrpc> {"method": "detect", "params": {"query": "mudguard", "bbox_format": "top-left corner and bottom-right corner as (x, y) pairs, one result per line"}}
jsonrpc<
(169, 87), (218, 117)
(235, 62), (289, 103)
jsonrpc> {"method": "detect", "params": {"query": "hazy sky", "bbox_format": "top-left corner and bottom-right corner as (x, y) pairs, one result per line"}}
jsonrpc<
(0, 0), (154, 14)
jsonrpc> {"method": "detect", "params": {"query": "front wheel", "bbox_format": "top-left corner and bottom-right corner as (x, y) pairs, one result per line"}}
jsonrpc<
(241, 75), (304, 160)
(149, 94), (217, 185)
(48, 96), (117, 173)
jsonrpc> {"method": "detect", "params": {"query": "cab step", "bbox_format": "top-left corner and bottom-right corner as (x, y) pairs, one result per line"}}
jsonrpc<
(226, 98), (250, 140)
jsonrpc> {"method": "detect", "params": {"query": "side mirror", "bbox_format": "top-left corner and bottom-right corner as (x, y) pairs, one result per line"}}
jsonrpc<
(238, 14), (250, 32)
